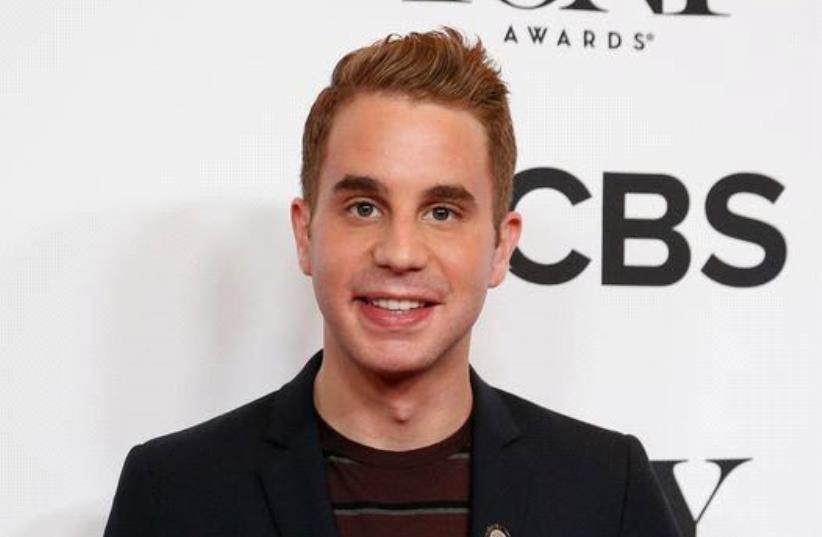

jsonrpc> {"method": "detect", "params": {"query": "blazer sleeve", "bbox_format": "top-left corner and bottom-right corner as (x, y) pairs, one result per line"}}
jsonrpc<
(618, 434), (683, 537)
(103, 444), (164, 537)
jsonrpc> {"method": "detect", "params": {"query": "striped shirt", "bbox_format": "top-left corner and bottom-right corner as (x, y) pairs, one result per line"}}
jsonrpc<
(317, 412), (472, 537)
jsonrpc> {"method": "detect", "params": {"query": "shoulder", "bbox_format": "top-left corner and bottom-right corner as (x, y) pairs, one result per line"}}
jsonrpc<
(489, 387), (655, 525)
(485, 389), (678, 536)
(494, 385), (625, 439)
(133, 388), (281, 470)
(118, 351), (303, 474)
(492, 385), (636, 465)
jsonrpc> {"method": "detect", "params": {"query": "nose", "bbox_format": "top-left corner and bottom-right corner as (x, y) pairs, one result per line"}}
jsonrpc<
(372, 215), (429, 273)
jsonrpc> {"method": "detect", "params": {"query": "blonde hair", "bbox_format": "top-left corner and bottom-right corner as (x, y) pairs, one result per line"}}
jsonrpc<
(300, 27), (516, 235)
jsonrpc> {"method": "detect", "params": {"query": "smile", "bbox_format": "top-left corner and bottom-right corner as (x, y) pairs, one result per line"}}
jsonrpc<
(366, 298), (429, 311)
(355, 297), (438, 329)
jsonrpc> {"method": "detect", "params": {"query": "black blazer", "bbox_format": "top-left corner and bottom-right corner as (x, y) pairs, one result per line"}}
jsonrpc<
(104, 350), (681, 537)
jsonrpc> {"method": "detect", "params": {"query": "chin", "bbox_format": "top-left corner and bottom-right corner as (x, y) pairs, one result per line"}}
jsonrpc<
(353, 345), (439, 380)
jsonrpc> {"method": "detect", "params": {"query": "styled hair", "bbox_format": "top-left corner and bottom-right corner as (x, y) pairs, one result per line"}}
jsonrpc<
(300, 27), (516, 238)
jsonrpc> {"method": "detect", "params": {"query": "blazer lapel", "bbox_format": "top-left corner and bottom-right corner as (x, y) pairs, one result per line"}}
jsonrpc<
(258, 351), (338, 537)
(469, 367), (536, 537)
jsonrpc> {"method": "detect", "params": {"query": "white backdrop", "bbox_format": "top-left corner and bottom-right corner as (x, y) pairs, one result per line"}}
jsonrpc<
(1, 1), (820, 535)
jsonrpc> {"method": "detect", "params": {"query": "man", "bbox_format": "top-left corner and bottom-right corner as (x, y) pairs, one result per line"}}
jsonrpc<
(104, 27), (681, 537)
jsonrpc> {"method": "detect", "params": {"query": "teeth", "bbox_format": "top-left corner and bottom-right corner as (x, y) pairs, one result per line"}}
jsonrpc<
(368, 298), (427, 311)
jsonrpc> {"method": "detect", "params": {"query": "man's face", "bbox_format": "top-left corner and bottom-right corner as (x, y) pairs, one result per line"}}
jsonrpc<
(291, 92), (521, 379)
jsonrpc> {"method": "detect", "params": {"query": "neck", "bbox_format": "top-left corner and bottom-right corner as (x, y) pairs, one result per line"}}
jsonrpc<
(312, 338), (473, 451)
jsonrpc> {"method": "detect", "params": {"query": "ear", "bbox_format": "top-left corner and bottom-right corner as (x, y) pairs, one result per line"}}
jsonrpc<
(290, 197), (313, 276)
(488, 210), (522, 288)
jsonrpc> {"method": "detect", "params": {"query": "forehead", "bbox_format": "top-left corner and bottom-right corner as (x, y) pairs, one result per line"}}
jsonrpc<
(318, 92), (492, 201)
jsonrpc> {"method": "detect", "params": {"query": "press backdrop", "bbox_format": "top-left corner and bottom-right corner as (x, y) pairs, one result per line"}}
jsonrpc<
(1, 1), (820, 535)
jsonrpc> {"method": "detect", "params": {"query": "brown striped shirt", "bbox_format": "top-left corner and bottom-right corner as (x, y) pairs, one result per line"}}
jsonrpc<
(317, 411), (472, 537)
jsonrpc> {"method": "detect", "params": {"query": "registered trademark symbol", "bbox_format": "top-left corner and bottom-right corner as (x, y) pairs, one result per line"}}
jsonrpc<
(647, 33), (654, 41)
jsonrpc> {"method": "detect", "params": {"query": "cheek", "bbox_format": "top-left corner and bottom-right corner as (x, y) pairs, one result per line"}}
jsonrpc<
(311, 259), (353, 327)
(308, 230), (342, 291)
(309, 228), (367, 299)
(436, 236), (495, 290)
(312, 250), (347, 293)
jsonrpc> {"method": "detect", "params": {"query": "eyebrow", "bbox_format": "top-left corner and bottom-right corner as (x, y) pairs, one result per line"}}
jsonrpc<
(332, 174), (477, 205)
(332, 175), (388, 196)
(423, 184), (477, 205)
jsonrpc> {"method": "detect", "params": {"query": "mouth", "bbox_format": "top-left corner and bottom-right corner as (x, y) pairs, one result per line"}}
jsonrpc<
(354, 295), (440, 329)
(355, 297), (437, 312)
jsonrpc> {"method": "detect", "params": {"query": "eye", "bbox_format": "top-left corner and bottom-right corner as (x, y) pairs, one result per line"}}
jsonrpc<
(426, 206), (458, 222)
(347, 201), (381, 219)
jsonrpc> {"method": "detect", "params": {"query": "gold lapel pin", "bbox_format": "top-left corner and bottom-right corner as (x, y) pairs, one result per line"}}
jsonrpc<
(484, 523), (511, 537)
